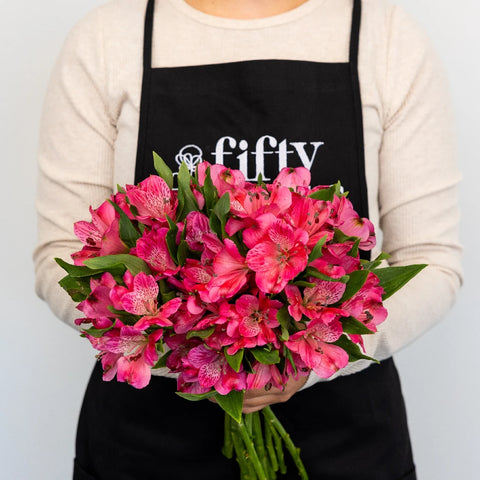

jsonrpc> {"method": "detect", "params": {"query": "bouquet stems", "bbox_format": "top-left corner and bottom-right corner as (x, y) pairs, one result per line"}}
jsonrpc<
(223, 406), (308, 480)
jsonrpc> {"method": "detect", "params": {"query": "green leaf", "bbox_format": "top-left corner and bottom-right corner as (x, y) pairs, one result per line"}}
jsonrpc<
(108, 200), (141, 248)
(152, 350), (172, 369)
(203, 167), (218, 212)
(283, 346), (298, 376)
(348, 237), (361, 258)
(276, 306), (292, 341)
(361, 252), (391, 270)
(216, 390), (244, 424)
(338, 270), (369, 303)
(153, 152), (174, 190)
(186, 327), (215, 340)
(159, 278), (177, 303)
(116, 184), (126, 194)
(58, 275), (90, 301)
(165, 216), (179, 264)
(340, 316), (374, 335)
(333, 335), (379, 363)
(176, 162), (199, 222)
(209, 214), (222, 238)
(176, 390), (218, 402)
(177, 240), (189, 266)
(84, 254), (151, 276)
(292, 280), (316, 288)
(373, 264), (427, 300)
(225, 349), (244, 373)
(251, 347), (280, 365)
(307, 235), (327, 263)
(212, 192), (231, 238)
(55, 258), (106, 278)
(82, 325), (114, 338)
(304, 267), (349, 283)
(308, 182), (342, 201)
(333, 228), (359, 245)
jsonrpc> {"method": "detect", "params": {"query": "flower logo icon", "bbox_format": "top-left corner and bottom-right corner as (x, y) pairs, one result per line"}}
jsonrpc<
(175, 144), (203, 175)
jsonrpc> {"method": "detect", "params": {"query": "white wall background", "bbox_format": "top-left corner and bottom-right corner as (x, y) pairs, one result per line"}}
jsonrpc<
(0, 0), (477, 478)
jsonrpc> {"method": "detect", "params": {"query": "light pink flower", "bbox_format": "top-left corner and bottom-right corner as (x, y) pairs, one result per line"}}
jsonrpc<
(87, 326), (162, 389)
(285, 319), (348, 378)
(114, 271), (181, 330)
(273, 167), (311, 190)
(184, 344), (246, 395)
(134, 226), (179, 277)
(246, 220), (309, 294)
(285, 280), (346, 322)
(197, 161), (246, 196)
(126, 176), (177, 224)
(184, 211), (212, 251)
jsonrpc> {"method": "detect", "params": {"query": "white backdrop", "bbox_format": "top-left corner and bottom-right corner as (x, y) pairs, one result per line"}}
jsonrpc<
(1, 0), (478, 478)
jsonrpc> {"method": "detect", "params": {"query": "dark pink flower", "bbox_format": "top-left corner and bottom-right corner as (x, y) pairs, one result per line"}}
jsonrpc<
(246, 220), (309, 294)
(72, 199), (128, 265)
(208, 239), (250, 301)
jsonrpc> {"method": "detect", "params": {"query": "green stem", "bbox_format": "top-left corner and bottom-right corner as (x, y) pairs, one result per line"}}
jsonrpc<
(231, 421), (255, 480)
(268, 418), (286, 475)
(264, 413), (279, 473)
(263, 406), (309, 480)
(237, 416), (268, 480)
(222, 413), (234, 459)
(252, 411), (270, 476)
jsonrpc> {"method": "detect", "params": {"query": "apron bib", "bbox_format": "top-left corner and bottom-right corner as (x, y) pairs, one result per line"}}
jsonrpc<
(75, 1), (416, 478)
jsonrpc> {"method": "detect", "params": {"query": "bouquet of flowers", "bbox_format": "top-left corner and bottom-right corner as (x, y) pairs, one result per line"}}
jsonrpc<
(56, 154), (425, 480)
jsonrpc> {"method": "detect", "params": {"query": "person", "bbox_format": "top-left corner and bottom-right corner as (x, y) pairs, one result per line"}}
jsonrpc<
(34, 0), (462, 478)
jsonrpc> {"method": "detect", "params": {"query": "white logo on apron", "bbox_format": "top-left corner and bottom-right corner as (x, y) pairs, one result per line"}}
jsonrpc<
(174, 135), (324, 181)
(175, 144), (203, 175)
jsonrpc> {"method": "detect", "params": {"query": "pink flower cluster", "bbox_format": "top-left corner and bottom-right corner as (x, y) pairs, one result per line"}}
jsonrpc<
(70, 162), (384, 391)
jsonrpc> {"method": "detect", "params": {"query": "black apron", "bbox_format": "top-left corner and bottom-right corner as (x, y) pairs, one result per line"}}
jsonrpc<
(74, 1), (417, 479)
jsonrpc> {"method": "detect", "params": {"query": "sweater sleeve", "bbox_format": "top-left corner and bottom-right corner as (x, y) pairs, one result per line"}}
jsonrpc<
(303, 4), (462, 389)
(33, 8), (116, 329)
(365, 5), (462, 359)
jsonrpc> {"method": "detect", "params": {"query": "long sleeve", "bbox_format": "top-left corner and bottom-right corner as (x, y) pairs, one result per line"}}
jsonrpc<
(33, 8), (117, 328)
(363, 5), (462, 358)
(303, 4), (462, 389)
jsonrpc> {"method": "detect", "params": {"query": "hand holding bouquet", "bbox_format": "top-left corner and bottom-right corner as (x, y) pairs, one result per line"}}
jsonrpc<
(56, 155), (425, 479)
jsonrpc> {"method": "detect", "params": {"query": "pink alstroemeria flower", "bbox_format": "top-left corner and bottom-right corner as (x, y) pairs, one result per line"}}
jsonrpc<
(285, 280), (346, 322)
(72, 199), (128, 265)
(246, 220), (309, 294)
(184, 211), (212, 252)
(226, 294), (282, 354)
(184, 344), (246, 395)
(329, 196), (376, 250)
(285, 319), (348, 378)
(208, 239), (250, 301)
(134, 226), (179, 277)
(76, 272), (118, 329)
(113, 271), (181, 330)
(246, 363), (285, 391)
(273, 166), (311, 191)
(341, 272), (387, 348)
(126, 176), (177, 224)
(87, 326), (162, 389)
(197, 161), (246, 196)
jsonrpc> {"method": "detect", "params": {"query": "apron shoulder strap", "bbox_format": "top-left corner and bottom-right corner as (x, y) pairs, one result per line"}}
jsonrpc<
(349, 0), (361, 67)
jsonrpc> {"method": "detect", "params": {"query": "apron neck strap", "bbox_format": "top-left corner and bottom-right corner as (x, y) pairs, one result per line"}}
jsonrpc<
(349, 0), (362, 67)
(143, 0), (362, 70)
(143, 0), (155, 70)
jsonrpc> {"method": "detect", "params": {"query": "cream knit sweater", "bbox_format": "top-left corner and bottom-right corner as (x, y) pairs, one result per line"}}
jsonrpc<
(34, 0), (462, 387)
